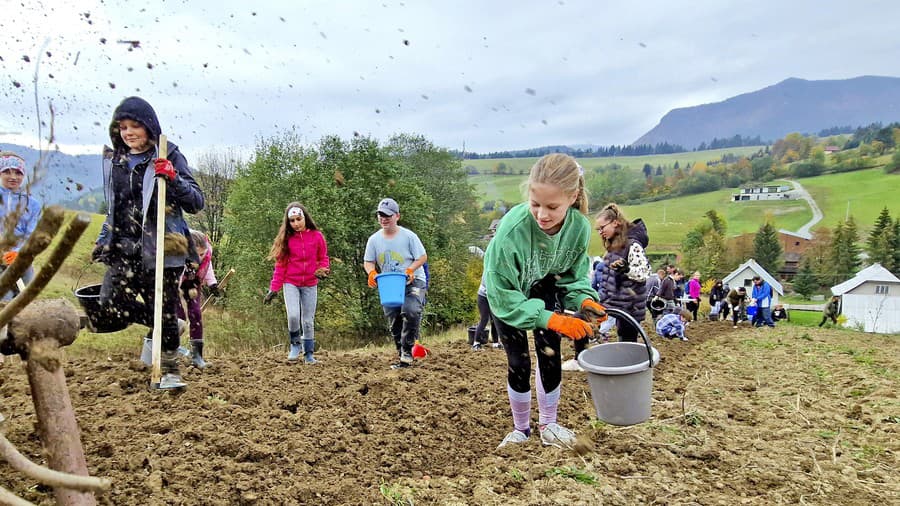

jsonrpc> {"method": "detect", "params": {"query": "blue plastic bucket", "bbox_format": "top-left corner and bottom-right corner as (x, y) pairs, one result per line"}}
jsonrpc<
(376, 272), (407, 307)
(746, 305), (757, 317)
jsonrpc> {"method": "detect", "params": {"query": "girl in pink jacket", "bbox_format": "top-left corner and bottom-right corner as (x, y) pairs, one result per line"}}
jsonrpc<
(264, 202), (330, 363)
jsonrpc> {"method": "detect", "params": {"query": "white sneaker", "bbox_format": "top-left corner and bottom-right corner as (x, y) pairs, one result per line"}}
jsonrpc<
(561, 358), (584, 372)
(680, 336), (689, 342)
(497, 429), (529, 449)
(540, 423), (577, 448)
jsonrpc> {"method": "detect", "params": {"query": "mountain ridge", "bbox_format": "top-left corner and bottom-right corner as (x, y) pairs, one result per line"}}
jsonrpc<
(633, 75), (900, 148)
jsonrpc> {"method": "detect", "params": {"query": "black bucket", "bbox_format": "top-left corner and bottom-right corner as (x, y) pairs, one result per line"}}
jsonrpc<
(74, 284), (130, 333)
(467, 325), (489, 345)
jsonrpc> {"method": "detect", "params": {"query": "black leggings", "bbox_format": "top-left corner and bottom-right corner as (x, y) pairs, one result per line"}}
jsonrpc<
(494, 275), (563, 394)
(474, 294), (498, 344)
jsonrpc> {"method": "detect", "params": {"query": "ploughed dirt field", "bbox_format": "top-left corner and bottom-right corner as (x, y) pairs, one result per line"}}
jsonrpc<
(1, 320), (898, 505)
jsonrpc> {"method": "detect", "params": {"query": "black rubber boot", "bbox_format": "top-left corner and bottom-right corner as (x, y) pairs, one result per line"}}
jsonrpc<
(190, 340), (207, 369)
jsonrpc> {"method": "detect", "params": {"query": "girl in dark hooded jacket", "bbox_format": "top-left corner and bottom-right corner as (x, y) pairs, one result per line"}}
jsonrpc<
(92, 96), (205, 389)
(594, 203), (651, 342)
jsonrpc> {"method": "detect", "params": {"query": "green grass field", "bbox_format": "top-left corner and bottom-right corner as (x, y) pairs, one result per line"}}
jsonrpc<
(467, 146), (764, 203)
(797, 167), (900, 231)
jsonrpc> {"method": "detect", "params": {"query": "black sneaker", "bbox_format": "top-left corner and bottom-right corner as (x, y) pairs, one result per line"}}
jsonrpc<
(390, 361), (411, 370)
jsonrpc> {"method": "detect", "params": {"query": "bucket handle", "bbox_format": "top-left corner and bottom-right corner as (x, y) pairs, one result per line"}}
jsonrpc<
(593, 306), (655, 367)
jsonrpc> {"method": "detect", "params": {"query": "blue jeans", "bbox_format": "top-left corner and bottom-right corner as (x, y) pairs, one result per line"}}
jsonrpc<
(754, 307), (774, 327)
(283, 284), (318, 344)
(383, 279), (427, 355)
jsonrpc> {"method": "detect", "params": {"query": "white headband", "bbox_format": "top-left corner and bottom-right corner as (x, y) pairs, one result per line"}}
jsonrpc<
(288, 207), (303, 218)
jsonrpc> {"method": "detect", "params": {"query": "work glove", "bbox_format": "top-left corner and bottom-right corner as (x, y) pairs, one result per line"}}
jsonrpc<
(547, 313), (593, 341)
(609, 258), (629, 274)
(263, 290), (277, 305)
(314, 267), (329, 280)
(580, 299), (608, 323)
(2, 251), (17, 265)
(367, 270), (378, 288)
(208, 283), (221, 297)
(153, 158), (176, 182)
(405, 268), (415, 285)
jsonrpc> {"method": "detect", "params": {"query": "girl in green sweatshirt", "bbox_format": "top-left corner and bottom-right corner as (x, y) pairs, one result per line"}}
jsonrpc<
(484, 154), (607, 450)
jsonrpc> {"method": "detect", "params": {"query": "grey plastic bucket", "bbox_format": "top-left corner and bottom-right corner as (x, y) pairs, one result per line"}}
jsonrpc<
(576, 308), (660, 426)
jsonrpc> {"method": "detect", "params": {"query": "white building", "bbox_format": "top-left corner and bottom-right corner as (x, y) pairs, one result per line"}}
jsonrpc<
(722, 258), (783, 305)
(831, 263), (900, 334)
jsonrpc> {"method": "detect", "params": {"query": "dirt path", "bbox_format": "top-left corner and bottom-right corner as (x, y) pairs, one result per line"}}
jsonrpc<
(1, 322), (897, 505)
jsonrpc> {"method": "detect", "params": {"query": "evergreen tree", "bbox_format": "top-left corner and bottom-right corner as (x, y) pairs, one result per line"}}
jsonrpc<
(753, 221), (783, 275)
(893, 219), (900, 277)
(866, 207), (895, 270)
(831, 217), (862, 284)
(793, 260), (818, 299)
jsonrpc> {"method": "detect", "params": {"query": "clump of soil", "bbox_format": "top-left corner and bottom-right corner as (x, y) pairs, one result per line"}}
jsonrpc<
(1, 321), (897, 504)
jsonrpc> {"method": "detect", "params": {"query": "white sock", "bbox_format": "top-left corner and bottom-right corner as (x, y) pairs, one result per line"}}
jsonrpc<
(507, 384), (531, 433)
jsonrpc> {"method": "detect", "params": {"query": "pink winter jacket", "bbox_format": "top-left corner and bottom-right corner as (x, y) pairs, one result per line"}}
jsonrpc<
(269, 230), (330, 291)
(688, 278), (702, 300)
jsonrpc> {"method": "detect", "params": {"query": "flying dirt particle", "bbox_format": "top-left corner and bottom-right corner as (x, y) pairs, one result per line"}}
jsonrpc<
(76, 183), (84, 191)
(100, 37), (107, 44)
(46, 51), (52, 58)
(541, 346), (555, 357)
(164, 233), (188, 256)
(280, 17), (285, 22)
(251, 11), (257, 16)
(403, 39), (410, 46)
(638, 42), (647, 48)
(48, 73), (54, 79)
(22, 55), (31, 63)
(541, 119), (548, 125)
(320, 32), (327, 39)
(109, 82), (116, 89)
(202, 63), (208, 68)
(525, 88), (536, 96)
(464, 85), (473, 92)
(93, 121), (101, 126)
(12, 81), (21, 88)
(334, 170), (345, 186)
(375, 108), (381, 114)
(147, 63), (154, 69)
(421, 94), (428, 100)
(172, 81), (178, 88)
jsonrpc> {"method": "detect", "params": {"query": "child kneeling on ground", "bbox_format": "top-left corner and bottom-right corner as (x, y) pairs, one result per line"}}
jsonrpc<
(656, 310), (692, 341)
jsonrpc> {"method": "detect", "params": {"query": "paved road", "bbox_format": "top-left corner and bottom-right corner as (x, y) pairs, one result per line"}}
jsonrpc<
(784, 179), (824, 239)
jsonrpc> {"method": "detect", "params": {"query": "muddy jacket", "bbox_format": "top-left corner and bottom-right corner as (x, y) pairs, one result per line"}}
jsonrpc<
(96, 96), (204, 269)
(598, 219), (651, 321)
(96, 144), (203, 268)
(727, 288), (747, 308)
(823, 299), (840, 318)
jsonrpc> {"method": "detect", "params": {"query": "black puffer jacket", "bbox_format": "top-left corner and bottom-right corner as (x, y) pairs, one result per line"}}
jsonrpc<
(599, 219), (650, 321)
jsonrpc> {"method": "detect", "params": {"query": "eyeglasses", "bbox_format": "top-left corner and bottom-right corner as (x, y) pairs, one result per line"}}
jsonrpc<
(596, 221), (614, 232)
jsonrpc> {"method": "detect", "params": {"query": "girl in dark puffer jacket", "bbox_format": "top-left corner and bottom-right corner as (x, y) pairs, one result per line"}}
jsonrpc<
(594, 204), (652, 342)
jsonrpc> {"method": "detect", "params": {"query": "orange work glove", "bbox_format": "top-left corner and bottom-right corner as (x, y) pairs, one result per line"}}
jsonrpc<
(547, 313), (593, 340)
(2, 251), (17, 265)
(405, 268), (415, 284)
(581, 299), (608, 323)
(367, 270), (378, 288)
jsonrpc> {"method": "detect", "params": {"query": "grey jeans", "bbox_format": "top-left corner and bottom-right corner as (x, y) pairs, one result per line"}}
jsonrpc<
(283, 284), (318, 344)
(382, 279), (427, 355)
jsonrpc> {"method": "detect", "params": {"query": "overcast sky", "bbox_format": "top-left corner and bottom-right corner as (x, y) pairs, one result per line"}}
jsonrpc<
(3, 0), (900, 162)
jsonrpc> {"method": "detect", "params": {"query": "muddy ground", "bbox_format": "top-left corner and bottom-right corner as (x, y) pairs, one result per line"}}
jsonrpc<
(1, 321), (898, 505)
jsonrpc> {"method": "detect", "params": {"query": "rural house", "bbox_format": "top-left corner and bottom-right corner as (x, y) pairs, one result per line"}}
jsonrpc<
(722, 259), (783, 305)
(732, 184), (795, 202)
(830, 263), (900, 334)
